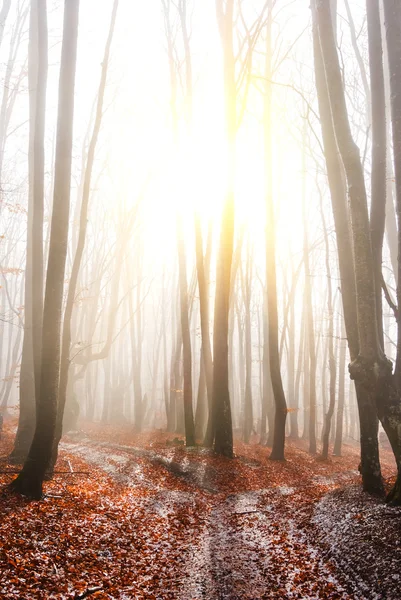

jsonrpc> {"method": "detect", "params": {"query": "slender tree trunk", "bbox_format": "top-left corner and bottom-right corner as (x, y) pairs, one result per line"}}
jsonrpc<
(195, 348), (207, 439)
(50, 0), (119, 468)
(31, 0), (47, 406)
(292, 304), (304, 441)
(212, 0), (235, 457)
(10, 0), (45, 463)
(242, 243), (253, 443)
(382, 0), (401, 503)
(333, 322), (346, 456)
(320, 195), (336, 460)
(264, 1), (287, 460)
(195, 218), (214, 445)
(302, 125), (316, 454)
(177, 217), (195, 446)
(367, 0), (386, 350)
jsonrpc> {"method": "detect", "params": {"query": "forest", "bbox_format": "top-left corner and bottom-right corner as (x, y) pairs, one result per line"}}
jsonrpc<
(0, 0), (401, 598)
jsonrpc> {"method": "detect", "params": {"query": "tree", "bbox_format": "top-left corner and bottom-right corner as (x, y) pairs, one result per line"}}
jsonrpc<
(367, 0), (386, 351)
(212, 0), (236, 457)
(313, 0), (401, 502)
(10, 0), (80, 499)
(311, 0), (383, 493)
(10, 0), (44, 463)
(382, 0), (401, 503)
(51, 0), (119, 468)
(320, 189), (336, 460)
(195, 217), (213, 443)
(241, 238), (253, 443)
(264, 0), (287, 460)
(302, 121), (316, 454)
(177, 217), (195, 446)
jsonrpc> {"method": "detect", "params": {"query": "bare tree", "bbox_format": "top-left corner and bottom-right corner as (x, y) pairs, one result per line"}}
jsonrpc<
(177, 217), (195, 446)
(311, 0), (383, 493)
(264, 0), (287, 460)
(211, 0), (236, 457)
(50, 0), (119, 468)
(10, 0), (80, 499)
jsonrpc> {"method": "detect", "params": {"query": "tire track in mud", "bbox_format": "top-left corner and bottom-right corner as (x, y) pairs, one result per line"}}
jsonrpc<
(61, 437), (355, 599)
(180, 488), (351, 599)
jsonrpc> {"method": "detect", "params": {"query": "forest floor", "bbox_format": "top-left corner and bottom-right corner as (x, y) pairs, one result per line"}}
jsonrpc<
(0, 419), (400, 600)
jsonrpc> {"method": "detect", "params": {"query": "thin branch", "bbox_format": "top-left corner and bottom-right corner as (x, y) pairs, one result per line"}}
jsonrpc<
(382, 274), (398, 319)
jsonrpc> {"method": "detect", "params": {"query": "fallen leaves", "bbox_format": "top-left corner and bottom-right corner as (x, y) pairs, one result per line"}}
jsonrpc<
(0, 419), (398, 599)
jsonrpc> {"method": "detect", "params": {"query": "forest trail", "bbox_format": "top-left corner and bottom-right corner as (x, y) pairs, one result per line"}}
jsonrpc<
(0, 421), (397, 599)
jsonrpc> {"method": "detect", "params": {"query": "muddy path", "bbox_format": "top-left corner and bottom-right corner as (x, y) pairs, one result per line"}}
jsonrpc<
(61, 434), (358, 599)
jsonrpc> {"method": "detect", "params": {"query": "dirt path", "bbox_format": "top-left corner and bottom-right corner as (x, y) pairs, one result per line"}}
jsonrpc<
(1, 424), (397, 599)
(61, 434), (356, 599)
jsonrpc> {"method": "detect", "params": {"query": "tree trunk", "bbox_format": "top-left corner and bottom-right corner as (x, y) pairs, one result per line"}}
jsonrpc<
(195, 218), (214, 445)
(320, 194), (336, 460)
(302, 124), (316, 454)
(242, 242), (253, 443)
(367, 0), (386, 350)
(312, 0), (384, 493)
(51, 0), (119, 468)
(382, 0), (401, 503)
(333, 324), (346, 456)
(177, 217), (195, 446)
(264, 1), (287, 460)
(10, 0), (80, 499)
(212, 0), (235, 457)
(10, 0), (45, 463)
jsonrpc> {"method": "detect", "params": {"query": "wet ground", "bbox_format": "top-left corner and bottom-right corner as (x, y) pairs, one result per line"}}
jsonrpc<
(0, 422), (398, 599)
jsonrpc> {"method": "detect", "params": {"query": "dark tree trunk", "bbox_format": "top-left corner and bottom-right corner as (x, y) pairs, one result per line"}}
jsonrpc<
(302, 124), (316, 455)
(177, 217), (195, 446)
(312, 0), (384, 493)
(333, 323), (346, 456)
(10, 0), (46, 463)
(367, 0), (386, 350)
(212, 0), (235, 457)
(320, 194), (336, 460)
(50, 0), (119, 469)
(264, 2), (287, 460)
(9, 0), (80, 499)
(31, 0), (47, 406)
(195, 350), (207, 439)
(241, 243), (253, 443)
(195, 218), (214, 446)
(382, 0), (401, 503)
